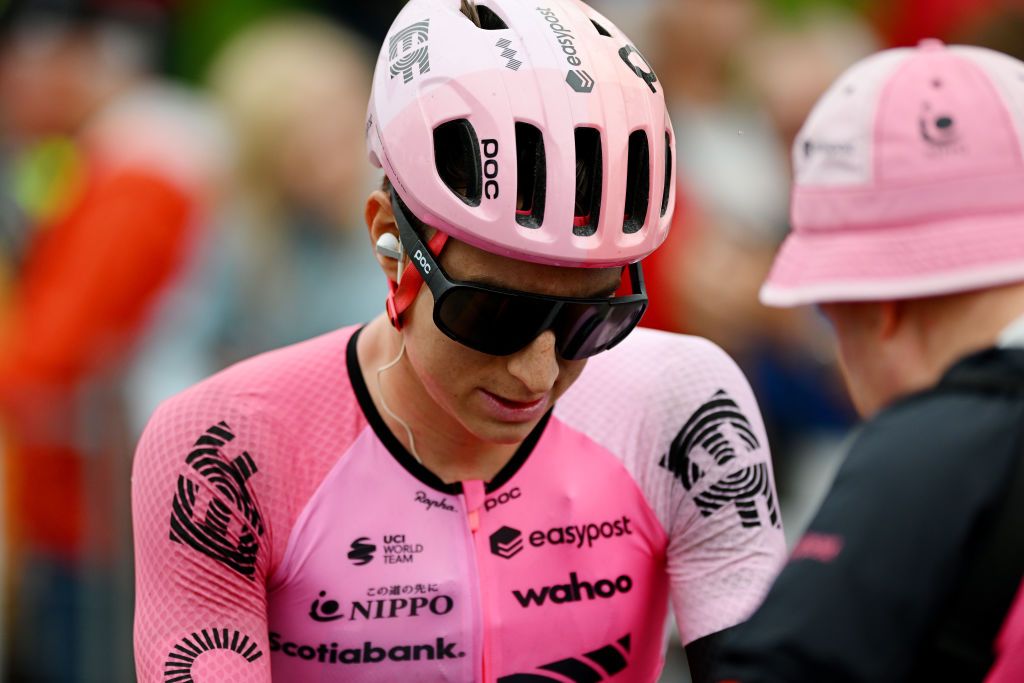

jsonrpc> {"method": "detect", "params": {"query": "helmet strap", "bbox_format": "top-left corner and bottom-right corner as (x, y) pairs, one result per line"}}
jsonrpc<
(386, 230), (449, 329)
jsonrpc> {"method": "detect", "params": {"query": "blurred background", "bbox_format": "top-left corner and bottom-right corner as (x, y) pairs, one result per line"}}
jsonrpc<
(0, 0), (1020, 680)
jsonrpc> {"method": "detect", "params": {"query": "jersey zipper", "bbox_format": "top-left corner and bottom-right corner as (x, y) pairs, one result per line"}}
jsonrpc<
(462, 480), (492, 683)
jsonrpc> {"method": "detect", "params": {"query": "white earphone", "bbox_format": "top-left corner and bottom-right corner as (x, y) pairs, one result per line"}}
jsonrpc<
(375, 232), (403, 261)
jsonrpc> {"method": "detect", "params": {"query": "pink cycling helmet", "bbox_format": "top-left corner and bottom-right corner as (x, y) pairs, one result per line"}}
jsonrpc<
(367, 0), (676, 268)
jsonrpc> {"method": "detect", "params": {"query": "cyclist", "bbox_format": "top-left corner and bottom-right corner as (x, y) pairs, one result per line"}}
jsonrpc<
(715, 40), (1024, 682)
(133, 1), (785, 681)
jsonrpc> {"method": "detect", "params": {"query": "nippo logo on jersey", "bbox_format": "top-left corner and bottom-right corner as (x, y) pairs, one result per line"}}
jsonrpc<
(489, 516), (634, 560)
(310, 591), (455, 623)
(270, 633), (465, 664)
(512, 572), (633, 608)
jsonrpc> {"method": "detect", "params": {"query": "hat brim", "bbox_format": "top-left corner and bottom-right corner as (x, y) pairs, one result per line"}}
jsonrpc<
(760, 209), (1024, 307)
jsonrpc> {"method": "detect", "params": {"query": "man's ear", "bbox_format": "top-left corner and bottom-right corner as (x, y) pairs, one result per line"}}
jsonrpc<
(366, 189), (402, 282)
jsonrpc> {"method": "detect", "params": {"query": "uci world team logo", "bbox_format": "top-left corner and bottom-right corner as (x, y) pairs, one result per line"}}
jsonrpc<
(348, 537), (376, 566)
(389, 19), (431, 84)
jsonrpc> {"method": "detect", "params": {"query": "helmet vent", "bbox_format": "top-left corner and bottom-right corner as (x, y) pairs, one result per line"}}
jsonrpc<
(660, 131), (673, 217)
(623, 131), (650, 234)
(591, 19), (611, 37)
(434, 119), (483, 206)
(474, 5), (509, 30)
(515, 122), (547, 229)
(573, 127), (603, 237)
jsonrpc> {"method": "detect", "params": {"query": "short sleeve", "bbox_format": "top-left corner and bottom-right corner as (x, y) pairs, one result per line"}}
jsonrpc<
(132, 391), (278, 682)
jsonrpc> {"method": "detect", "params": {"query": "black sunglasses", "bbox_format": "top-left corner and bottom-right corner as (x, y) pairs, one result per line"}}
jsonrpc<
(391, 189), (648, 360)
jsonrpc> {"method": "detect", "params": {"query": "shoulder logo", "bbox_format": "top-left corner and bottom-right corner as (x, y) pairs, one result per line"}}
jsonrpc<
(389, 19), (431, 83)
(659, 390), (780, 529)
(164, 628), (263, 681)
(169, 422), (265, 578)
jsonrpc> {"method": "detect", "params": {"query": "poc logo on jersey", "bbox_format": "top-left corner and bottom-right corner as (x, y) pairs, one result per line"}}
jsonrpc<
(512, 572), (633, 608)
(310, 591), (454, 623)
(484, 487), (521, 512)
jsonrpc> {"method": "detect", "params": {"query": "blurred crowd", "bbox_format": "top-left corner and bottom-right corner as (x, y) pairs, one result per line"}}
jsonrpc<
(0, 0), (1021, 680)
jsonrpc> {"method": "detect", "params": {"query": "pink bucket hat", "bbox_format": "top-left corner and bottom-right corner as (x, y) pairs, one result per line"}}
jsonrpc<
(761, 40), (1024, 307)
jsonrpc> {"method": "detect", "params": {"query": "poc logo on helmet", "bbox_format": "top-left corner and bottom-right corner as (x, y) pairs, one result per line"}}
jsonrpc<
(413, 249), (432, 274)
(482, 139), (500, 200)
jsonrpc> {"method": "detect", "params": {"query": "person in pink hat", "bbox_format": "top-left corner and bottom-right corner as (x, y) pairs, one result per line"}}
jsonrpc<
(714, 39), (1024, 683)
(131, 1), (786, 681)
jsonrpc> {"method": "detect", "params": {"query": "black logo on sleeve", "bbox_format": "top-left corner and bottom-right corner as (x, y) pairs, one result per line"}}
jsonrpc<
(497, 634), (631, 682)
(348, 537), (377, 566)
(164, 628), (263, 681)
(169, 422), (265, 578)
(389, 20), (431, 83)
(659, 390), (780, 529)
(490, 526), (524, 559)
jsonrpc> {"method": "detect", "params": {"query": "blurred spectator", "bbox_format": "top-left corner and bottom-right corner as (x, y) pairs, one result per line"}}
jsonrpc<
(644, 0), (869, 509)
(203, 14), (384, 366)
(0, 1), (227, 679)
(873, 0), (1000, 46)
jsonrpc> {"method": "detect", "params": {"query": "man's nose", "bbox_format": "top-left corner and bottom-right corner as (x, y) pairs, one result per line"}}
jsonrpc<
(505, 330), (560, 395)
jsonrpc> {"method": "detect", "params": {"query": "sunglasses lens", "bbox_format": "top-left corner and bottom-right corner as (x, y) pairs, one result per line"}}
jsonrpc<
(437, 287), (552, 355)
(557, 301), (647, 360)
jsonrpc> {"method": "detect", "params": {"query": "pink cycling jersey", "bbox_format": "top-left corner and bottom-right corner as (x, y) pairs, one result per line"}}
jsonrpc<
(133, 325), (785, 682)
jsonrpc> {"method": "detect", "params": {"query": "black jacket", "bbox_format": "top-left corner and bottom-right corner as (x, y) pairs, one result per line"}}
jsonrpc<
(714, 347), (1024, 683)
